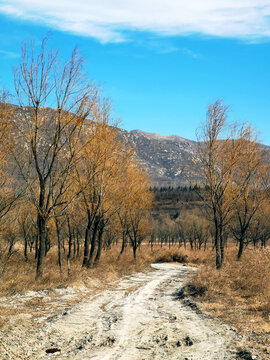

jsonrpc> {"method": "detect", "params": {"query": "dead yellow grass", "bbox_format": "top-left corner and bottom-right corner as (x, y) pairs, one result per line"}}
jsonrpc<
(0, 246), (146, 295)
(190, 246), (270, 339)
(0, 244), (209, 296)
(153, 245), (213, 265)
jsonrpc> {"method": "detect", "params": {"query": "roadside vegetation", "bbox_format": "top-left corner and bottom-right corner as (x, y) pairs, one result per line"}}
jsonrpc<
(192, 247), (270, 334)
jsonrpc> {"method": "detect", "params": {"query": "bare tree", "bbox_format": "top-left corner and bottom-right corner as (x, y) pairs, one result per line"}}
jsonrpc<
(197, 100), (259, 268)
(12, 39), (97, 278)
(230, 137), (266, 259)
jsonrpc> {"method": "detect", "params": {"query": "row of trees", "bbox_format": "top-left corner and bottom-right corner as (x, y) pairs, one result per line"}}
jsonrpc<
(151, 208), (270, 254)
(0, 40), (153, 278)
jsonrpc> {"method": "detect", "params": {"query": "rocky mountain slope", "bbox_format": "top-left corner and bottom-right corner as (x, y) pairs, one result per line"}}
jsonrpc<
(8, 105), (200, 186)
(9, 105), (270, 186)
(119, 129), (270, 187)
(118, 129), (202, 186)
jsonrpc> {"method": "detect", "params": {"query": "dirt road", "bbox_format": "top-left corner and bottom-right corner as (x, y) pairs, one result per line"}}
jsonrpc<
(1, 264), (252, 359)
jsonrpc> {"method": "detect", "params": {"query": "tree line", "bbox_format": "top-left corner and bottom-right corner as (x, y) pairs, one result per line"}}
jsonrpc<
(151, 185), (202, 203)
(0, 40), (153, 279)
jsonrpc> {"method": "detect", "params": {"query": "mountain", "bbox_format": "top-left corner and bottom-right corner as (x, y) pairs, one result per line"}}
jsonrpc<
(11, 105), (202, 186)
(118, 129), (202, 186)
(8, 105), (270, 187)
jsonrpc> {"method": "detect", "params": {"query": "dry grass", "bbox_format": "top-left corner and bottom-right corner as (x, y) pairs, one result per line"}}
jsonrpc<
(0, 246), (147, 296)
(0, 244), (211, 296)
(153, 245), (213, 265)
(189, 246), (270, 340)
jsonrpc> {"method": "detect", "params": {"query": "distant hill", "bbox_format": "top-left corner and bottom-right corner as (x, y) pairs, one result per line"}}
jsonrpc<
(118, 129), (203, 186)
(118, 129), (270, 186)
(9, 105), (270, 187)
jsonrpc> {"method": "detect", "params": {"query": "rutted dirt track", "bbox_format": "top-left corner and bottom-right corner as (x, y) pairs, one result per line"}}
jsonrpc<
(1, 264), (253, 359)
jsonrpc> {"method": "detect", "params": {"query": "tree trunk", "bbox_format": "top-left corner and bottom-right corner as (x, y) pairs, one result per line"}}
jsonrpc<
(67, 216), (72, 276)
(22, 223), (28, 261)
(36, 181), (46, 279)
(215, 225), (222, 269)
(45, 233), (50, 256)
(76, 231), (80, 257)
(73, 230), (76, 258)
(82, 212), (91, 267)
(87, 217), (99, 268)
(55, 218), (62, 272)
(237, 236), (244, 260)
(94, 223), (104, 263)
(24, 238), (28, 261)
(35, 234), (38, 259)
(8, 237), (14, 257)
(220, 228), (224, 267)
(36, 214), (46, 279)
(132, 245), (137, 259)
(29, 236), (34, 253)
(119, 231), (127, 256)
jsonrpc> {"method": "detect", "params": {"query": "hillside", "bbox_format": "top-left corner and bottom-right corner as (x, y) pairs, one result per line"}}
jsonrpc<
(8, 105), (270, 186)
(118, 129), (202, 186)
(120, 129), (270, 186)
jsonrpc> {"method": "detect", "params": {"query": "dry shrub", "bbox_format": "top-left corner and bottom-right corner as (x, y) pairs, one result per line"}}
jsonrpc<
(154, 248), (188, 263)
(193, 247), (270, 300)
(151, 245), (213, 265)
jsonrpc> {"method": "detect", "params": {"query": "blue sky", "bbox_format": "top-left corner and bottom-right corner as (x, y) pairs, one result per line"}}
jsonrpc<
(0, 1), (269, 143)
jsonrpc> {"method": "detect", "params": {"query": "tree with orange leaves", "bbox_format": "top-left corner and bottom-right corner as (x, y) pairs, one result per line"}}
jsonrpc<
(0, 92), (19, 223)
(75, 109), (135, 267)
(118, 163), (153, 259)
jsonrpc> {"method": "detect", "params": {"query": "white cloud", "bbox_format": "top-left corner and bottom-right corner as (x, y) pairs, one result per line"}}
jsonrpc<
(0, 0), (270, 43)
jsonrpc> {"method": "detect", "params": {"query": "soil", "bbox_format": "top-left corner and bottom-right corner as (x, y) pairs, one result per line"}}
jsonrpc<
(0, 263), (265, 359)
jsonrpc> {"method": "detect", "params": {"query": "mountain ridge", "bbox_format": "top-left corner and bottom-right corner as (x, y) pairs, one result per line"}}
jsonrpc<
(118, 128), (270, 186)
(118, 128), (202, 186)
(7, 105), (270, 187)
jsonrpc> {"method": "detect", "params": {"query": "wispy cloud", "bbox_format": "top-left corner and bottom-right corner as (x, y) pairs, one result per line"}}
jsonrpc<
(0, 1), (270, 43)
(144, 39), (179, 54)
(0, 49), (20, 59)
(154, 44), (179, 55)
(181, 48), (202, 59)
